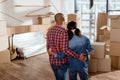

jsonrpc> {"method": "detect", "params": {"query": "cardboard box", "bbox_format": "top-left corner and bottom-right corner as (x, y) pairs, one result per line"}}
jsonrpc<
(38, 17), (51, 25)
(8, 26), (29, 35)
(110, 15), (120, 29)
(110, 29), (120, 42)
(0, 49), (10, 63)
(96, 13), (108, 41)
(0, 20), (7, 36)
(88, 58), (98, 72)
(110, 42), (120, 56)
(97, 55), (111, 72)
(68, 14), (77, 22)
(0, 35), (8, 51)
(91, 42), (105, 59)
(111, 56), (120, 69)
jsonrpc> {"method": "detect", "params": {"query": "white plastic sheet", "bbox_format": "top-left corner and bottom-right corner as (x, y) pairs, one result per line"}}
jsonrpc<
(12, 31), (46, 58)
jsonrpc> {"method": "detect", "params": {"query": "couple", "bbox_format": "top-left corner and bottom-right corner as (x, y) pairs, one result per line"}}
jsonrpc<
(46, 13), (94, 80)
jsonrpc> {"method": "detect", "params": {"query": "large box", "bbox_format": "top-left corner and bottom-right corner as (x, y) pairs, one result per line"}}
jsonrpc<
(88, 58), (98, 72)
(97, 55), (111, 72)
(0, 20), (7, 36)
(110, 42), (120, 56)
(0, 35), (8, 51)
(110, 29), (120, 42)
(0, 49), (10, 63)
(110, 15), (120, 29)
(91, 42), (105, 59)
(96, 13), (108, 41)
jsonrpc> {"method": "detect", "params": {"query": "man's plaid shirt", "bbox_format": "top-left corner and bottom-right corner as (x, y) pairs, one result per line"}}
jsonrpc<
(46, 25), (79, 66)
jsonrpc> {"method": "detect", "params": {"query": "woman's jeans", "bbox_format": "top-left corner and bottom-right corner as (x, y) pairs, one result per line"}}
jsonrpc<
(69, 69), (88, 80)
(51, 63), (68, 80)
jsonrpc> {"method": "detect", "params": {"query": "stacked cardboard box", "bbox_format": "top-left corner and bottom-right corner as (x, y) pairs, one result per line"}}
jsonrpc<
(88, 42), (111, 72)
(0, 20), (10, 63)
(96, 13), (108, 42)
(96, 13), (110, 60)
(110, 15), (120, 69)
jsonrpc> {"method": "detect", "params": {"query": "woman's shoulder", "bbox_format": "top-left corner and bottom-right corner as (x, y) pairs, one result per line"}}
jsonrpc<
(81, 35), (89, 40)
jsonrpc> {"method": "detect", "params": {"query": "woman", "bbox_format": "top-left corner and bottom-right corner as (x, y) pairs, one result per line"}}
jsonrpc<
(67, 21), (94, 80)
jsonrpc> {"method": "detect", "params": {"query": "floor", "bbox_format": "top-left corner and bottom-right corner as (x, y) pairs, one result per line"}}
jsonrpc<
(0, 53), (120, 80)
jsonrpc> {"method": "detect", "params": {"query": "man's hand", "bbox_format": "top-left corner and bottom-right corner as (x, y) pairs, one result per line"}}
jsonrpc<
(48, 48), (54, 55)
(79, 54), (86, 61)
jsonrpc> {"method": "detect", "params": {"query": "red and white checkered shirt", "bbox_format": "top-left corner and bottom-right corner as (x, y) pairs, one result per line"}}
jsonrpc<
(46, 25), (79, 66)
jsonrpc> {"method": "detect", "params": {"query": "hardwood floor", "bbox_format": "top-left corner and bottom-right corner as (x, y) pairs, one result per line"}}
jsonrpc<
(1, 53), (120, 80)
(0, 53), (55, 80)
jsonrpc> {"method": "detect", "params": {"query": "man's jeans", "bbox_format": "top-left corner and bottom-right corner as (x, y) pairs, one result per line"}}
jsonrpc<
(51, 63), (68, 80)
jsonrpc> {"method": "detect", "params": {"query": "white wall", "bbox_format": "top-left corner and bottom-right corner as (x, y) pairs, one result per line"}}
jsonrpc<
(0, 0), (75, 26)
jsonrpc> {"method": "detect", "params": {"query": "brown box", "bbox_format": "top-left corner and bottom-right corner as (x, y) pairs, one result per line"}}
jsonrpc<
(110, 42), (120, 56)
(38, 17), (51, 25)
(0, 20), (7, 36)
(110, 15), (120, 29)
(0, 35), (8, 51)
(97, 55), (111, 72)
(110, 29), (120, 42)
(8, 26), (29, 35)
(96, 13), (108, 41)
(111, 56), (120, 69)
(0, 49), (10, 63)
(88, 58), (98, 72)
(68, 14), (77, 22)
(91, 42), (105, 59)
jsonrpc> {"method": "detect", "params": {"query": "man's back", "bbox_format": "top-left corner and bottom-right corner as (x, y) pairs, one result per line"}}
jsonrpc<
(47, 25), (69, 66)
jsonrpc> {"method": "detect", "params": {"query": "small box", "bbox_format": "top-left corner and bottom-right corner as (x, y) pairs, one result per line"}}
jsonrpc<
(0, 20), (7, 36)
(110, 42), (120, 56)
(68, 14), (77, 22)
(97, 55), (111, 72)
(38, 17), (51, 25)
(0, 35), (8, 51)
(91, 42), (105, 59)
(110, 29), (120, 42)
(88, 58), (98, 72)
(0, 49), (10, 63)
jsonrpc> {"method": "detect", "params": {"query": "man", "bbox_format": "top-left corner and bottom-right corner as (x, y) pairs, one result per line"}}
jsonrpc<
(46, 13), (85, 80)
